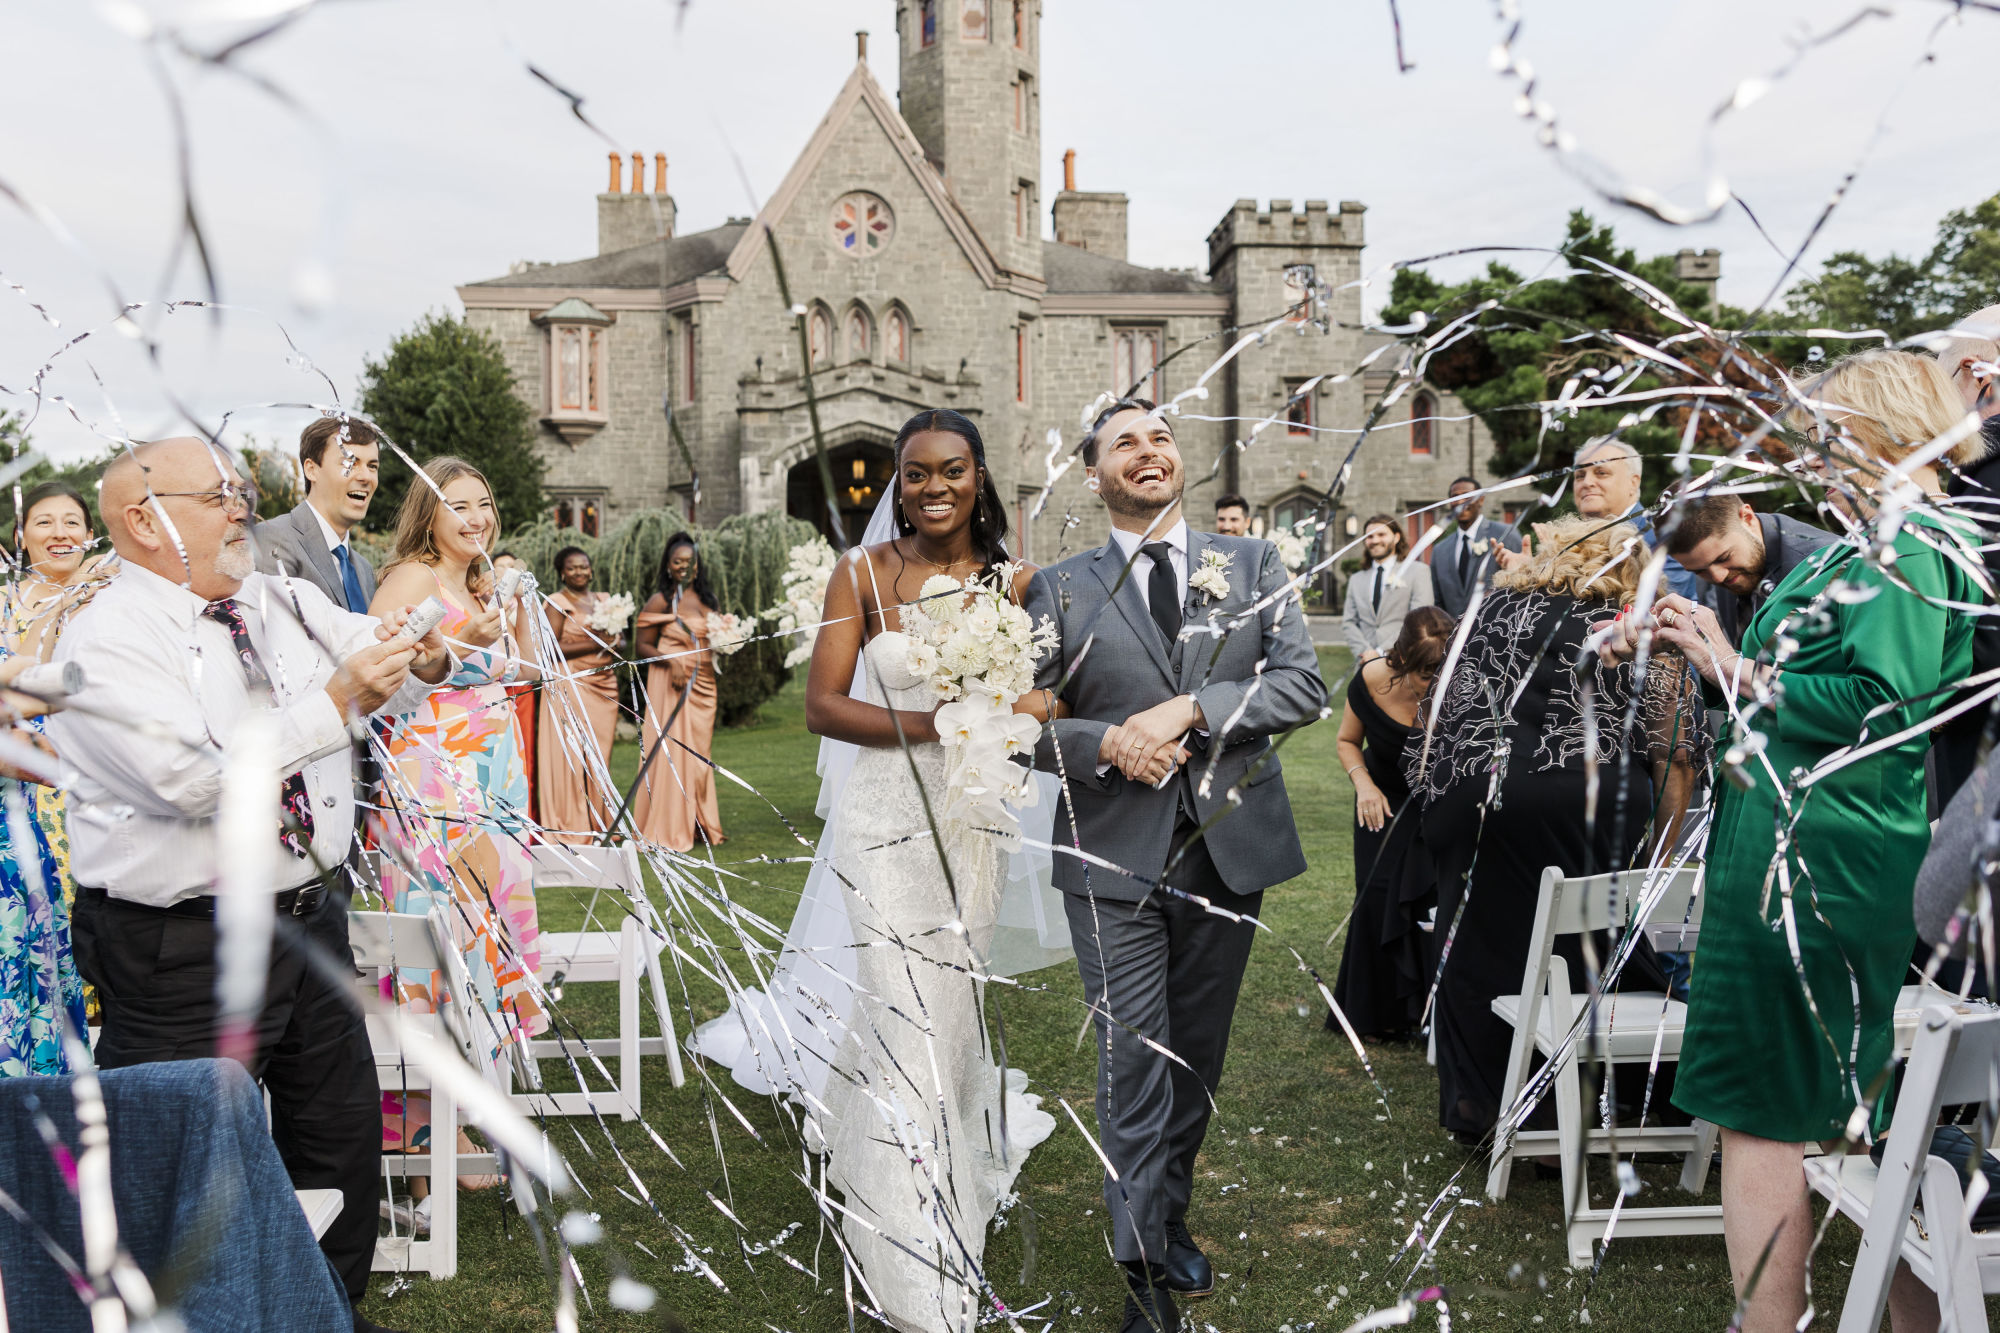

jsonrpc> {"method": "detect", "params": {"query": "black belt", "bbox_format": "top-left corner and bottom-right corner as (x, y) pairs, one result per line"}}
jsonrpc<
(79, 882), (328, 919)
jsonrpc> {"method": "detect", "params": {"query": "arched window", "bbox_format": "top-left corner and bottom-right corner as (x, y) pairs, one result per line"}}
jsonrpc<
(885, 308), (911, 364)
(1410, 390), (1437, 457)
(845, 307), (872, 362)
(808, 305), (833, 366)
(919, 0), (936, 47)
(1012, 0), (1024, 47)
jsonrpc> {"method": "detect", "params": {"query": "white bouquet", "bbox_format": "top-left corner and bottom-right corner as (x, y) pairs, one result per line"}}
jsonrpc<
(1272, 519), (1315, 574)
(897, 564), (1060, 841)
(706, 611), (751, 657)
(762, 537), (838, 668)
(585, 591), (635, 640)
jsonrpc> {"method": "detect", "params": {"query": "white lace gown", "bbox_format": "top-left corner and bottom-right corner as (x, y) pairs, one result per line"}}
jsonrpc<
(819, 631), (1057, 1332)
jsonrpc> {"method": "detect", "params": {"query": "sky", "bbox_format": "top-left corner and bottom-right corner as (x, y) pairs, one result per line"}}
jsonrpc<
(1, 0), (1993, 463)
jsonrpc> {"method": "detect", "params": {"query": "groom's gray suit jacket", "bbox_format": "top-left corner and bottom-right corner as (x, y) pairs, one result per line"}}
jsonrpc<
(1025, 530), (1328, 901)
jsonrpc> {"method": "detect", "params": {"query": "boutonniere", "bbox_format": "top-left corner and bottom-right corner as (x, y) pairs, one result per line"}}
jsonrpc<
(1189, 548), (1233, 603)
(1468, 537), (1490, 555)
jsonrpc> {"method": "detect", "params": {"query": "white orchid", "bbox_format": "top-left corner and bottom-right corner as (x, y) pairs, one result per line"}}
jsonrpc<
(761, 537), (838, 667)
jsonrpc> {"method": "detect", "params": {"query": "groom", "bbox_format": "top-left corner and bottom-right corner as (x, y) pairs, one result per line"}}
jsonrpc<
(1026, 399), (1326, 1332)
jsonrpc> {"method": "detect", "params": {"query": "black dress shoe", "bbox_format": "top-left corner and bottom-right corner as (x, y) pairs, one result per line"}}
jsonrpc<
(1119, 1262), (1179, 1333)
(353, 1309), (410, 1333)
(1163, 1217), (1213, 1298)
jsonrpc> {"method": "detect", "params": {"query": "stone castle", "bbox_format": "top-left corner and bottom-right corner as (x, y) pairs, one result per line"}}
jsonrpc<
(458, 0), (1504, 569)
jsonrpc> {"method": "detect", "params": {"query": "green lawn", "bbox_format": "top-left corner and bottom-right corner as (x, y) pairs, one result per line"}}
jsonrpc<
(370, 648), (1883, 1332)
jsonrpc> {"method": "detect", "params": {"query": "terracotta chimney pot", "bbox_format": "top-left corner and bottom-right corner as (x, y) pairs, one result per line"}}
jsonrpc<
(631, 151), (645, 193)
(857, 29), (868, 61)
(1063, 148), (1076, 192)
(654, 152), (668, 196)
(607, 151), (622, 193)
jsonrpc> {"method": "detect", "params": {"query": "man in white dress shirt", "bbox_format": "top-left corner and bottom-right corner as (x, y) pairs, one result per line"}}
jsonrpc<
(1339, 514), (1433, 661)
(51, 438), (450, 1333)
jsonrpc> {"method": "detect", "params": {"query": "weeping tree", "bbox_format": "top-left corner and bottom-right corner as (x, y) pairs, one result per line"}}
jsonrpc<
(507, 507), (816, 727)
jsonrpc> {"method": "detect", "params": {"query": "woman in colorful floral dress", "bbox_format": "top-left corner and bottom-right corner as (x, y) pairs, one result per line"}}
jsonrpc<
(368, 458), (543, 1170)
(0, 481), (111, 1074)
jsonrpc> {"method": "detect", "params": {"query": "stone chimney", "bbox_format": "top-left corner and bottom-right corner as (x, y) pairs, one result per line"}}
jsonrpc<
(1050, 148), (1128, 262)
(597, 150), (676, 255)
(1674, 247), (1722, 312)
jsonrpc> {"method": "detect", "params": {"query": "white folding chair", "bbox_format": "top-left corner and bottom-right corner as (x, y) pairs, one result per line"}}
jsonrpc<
(350, 906), (492, 1280)
(1810, 1002), (2000, 1333)
(1485, 864), (1725, 1267)
(521, 843), (684, 1121)
(294, 1189), (344, 1241)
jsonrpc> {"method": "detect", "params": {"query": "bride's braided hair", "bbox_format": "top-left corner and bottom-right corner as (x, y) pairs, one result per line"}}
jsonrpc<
(889, 408), (1012, 580)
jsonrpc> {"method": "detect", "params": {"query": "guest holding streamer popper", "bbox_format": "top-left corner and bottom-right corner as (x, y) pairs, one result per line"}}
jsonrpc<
(631, 531), (725, 852)
(368, 456), (544, 1189)
(536, 546), (624, 841)
(1608, 349), (1982, 1333)
(0, 480), (108, 1074)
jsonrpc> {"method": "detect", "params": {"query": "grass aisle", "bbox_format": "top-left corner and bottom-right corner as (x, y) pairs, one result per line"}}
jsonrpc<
(376, 648), (1879, 1332)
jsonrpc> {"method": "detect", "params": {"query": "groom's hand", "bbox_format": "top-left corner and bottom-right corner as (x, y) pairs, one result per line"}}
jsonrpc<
(1113, 695), (1202, 782)
(1096, 723), (1186, 784)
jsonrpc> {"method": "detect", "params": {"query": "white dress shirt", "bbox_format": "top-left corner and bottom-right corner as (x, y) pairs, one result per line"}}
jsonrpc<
(1107, 518), (1189, 611)
(50, 564), (443, 906)
(308, 499), (350, 558)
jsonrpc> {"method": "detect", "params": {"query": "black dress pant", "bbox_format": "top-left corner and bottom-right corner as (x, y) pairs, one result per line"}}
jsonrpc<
(1064, 821), (1262, 1264)
(71, 887), (381, 1306)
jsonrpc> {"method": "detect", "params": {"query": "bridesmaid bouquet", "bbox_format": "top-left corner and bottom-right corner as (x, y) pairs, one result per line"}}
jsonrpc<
(762, 537), (838, 668)
(898, 565), (1060, 840)
(1272, 519), (1314, 573)
(707, 612), (751, 657)
(585, 591), (635, 639)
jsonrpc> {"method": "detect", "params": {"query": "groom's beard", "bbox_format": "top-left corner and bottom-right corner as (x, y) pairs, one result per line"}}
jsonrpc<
(1100, 477), (1184, 528)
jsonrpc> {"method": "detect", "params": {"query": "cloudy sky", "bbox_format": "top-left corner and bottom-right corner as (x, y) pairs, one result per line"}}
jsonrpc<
(0, 0), (1990, 462)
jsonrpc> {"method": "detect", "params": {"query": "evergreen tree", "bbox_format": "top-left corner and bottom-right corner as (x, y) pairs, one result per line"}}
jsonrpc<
(357, 313), (545, 534)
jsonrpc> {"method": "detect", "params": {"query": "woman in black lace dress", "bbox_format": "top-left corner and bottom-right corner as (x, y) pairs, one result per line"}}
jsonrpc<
(1331, 606), (1452, 1041)
(1408, 516), (1704, 1141)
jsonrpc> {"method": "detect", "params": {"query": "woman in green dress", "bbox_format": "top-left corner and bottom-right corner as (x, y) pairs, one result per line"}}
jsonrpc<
(1633, 349), (1981, 1333)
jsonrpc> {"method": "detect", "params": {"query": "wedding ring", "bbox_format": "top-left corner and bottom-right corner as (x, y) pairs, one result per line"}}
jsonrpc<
(1658, 608), (1678, 627)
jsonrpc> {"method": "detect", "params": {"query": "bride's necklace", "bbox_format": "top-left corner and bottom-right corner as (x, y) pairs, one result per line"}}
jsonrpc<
(907, 539), (974, 574)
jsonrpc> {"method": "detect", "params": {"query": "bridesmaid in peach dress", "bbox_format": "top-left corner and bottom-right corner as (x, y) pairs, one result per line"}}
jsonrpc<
(632, 532), (725, 852)
(536, 546), (624, 842)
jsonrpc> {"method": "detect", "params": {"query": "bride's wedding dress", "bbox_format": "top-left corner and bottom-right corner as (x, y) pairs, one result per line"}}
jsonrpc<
(817, 629), (1056, 1331)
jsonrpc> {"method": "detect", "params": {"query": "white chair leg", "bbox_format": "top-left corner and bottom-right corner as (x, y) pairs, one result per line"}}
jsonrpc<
(619, 916), (641, 1121)
(641, 917), (686, 1089)
(433, 1081), (458, 1280)
(1919, 1156), (1988, 1333)
(1678, 1118), (1720, 1195)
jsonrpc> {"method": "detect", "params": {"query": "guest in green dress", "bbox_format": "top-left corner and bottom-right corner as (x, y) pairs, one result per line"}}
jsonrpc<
(1623, 349), (1981, 1333)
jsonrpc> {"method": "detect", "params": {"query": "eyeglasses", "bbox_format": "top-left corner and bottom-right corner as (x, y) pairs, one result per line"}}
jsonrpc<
(151, 480), (249, 511)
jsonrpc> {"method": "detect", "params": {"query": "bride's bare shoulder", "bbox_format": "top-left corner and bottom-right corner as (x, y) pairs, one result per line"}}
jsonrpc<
(1007, 560), (1041, 603)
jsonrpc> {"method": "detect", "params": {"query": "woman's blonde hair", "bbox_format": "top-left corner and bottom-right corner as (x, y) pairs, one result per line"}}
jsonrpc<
(1788, 348), (1981, 469)
(385, 455), (499, 582)
(1494, 515), (1645, 602)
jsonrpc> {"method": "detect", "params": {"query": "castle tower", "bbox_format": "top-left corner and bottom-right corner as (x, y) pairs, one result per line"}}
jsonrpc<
(896, 0), (1042, 279)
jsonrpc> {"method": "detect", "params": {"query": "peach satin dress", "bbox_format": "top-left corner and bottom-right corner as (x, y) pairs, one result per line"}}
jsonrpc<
(535, 590), (623, 842)
(631, 592), (724, 852)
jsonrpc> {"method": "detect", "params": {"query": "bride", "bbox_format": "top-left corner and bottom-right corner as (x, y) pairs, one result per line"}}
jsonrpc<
(699, 409), (1065, 1330)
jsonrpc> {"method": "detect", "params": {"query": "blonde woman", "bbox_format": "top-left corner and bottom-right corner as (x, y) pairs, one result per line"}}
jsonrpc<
(1632, 349), (1981, 1333)
(367, 457), (544, 1177)
(1406, 514), (1703, 1142)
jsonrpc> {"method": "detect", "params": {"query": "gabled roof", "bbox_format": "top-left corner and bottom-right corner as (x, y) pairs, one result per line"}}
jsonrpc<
(466, 222), (749, 290)
(723, 60), (1005, 287)
(1042, 241), (1219, 295)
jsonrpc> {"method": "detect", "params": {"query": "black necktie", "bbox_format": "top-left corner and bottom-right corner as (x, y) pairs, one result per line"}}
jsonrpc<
(1142, 541), (1181, 649)
(203, 600), (315, 858)
(1457, 532), (1471, 586)
(1371, 566), (1384, 612)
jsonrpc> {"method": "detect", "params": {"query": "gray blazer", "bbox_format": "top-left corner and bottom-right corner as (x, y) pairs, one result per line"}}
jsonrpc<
(1430, 518), (1521, 619)
(1025, 530), (1328, 902)
(1340, 558), (1435, 658)
(253, 500), (377, 613)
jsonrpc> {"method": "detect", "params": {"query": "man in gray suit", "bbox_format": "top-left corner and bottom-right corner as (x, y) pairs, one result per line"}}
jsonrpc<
(254, 416), (382, 614)
(1430, 476), (1520, 618)
(1025, 399), (1327, 1333)
(1339, 513), (1434, 660)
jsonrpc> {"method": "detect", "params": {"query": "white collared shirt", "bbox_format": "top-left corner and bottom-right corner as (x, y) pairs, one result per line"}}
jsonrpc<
(307, 498), (349, 557)
(50, 564), (443, 906)
(1108, 518), (1189, 611)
